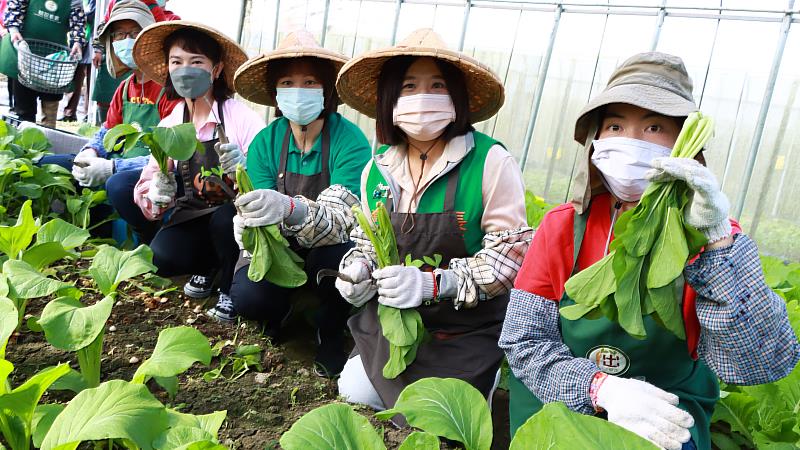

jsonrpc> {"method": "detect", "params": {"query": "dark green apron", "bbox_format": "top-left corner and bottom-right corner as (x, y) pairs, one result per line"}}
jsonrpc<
(0, 0), (71, 79)
(113, 75), (164, 158)
(92, 61), (124, 104)
(508, 207), (718, 450)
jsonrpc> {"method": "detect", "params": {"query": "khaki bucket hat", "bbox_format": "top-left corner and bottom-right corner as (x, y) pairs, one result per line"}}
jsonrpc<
(97, 0), (155, 78)
(336, 28), (504, 123)
(132, 21), (248, 90)
(570, 51), (697, 214)
(234, 30), (349, 106)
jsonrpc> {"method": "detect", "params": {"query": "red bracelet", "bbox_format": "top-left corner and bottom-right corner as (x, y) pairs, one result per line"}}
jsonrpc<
(589, 372), (608, 412)
(287, 197), (295, 217)
(431, 271), (438, 300)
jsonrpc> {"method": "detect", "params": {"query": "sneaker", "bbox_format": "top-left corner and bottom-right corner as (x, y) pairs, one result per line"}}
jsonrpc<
(58, 115), (77, 122)
(184, 274), (214, 298)
(313, 329), (347, 378)
(206, 292), (237, 323)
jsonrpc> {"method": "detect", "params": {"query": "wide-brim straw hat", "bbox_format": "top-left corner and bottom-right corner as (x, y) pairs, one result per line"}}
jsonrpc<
(234, 30), (349, 106)
(570, 52), (698, 214)
(97, 0), (155, 78)
(336, 28), (504, 123)
(133, 21), (247, 90)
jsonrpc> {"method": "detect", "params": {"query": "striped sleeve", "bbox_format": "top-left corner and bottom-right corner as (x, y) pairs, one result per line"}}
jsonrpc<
(283, 184), (361, 248)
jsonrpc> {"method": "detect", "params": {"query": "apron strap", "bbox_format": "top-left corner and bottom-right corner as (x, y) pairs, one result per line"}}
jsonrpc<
(571, 206), (590, 276)
(154, 87), (166, 106)
(443, 164), (461, 213)
(122, 74), (133, 101)
(320, 120), (330, 185)
(278, 125), (291, 195)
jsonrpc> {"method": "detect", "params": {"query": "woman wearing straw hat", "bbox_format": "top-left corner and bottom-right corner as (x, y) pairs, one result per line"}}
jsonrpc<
(500, 52), (799, 450)
(333, 28), (532, 411)
(214, 30), (371, 377)
(130, 21), (264, 310)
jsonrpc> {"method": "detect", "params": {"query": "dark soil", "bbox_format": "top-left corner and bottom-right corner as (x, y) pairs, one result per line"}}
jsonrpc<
(6, 262), (511, 449)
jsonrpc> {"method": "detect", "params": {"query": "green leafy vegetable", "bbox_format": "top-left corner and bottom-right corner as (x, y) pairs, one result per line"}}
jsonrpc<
(132, 326), (212, 384)
(509, 402), (658, 449)
(0, 296), (17, 358)
(398, 431), (440, 450)
(376, 377), (492, 450)
(88, 244), (157, 296)
(563, 111), (714, 339)
(105, 122), (202, 175)
(352, 202), (425, 379)
(235, 165), (306, 287)
(279, 403), (386, 450)
(0, 200), (38, 259)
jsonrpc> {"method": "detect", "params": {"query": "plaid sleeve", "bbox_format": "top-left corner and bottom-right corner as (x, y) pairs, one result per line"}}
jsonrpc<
(447, 227), (533, 309)
(340, 221), (378, 272)
(499, 288), (598, 414)
(282, 184), (361, 249)
(4, 0), (25, 30)
(68, 4), (86, 47)
(685, 233), (800, 385)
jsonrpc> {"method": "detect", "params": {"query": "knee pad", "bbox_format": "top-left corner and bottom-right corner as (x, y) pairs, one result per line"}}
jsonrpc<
(337, 355), (385, 411)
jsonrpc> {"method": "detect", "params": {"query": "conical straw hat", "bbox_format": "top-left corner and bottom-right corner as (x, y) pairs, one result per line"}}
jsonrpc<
(234, 30), (349, 106)
(336, 28), (504, 123)
(132, 20), (247, 90)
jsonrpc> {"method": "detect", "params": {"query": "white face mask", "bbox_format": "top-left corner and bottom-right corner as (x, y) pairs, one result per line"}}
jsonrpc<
(590, 137), (672, 202)
(393, 93), (456, 141)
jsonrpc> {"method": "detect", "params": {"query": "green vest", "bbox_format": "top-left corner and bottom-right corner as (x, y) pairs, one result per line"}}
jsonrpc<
(508, 208), (719, 450)
(114, 76), (165, 158)
(0, 0), (71, 79)
(365, 131), (499, 255)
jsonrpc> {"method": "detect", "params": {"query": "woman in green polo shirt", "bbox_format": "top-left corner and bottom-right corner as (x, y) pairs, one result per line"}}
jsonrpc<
(216, 30), (371, 378)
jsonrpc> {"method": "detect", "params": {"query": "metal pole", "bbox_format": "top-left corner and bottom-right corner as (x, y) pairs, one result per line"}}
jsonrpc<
(320, 0), (332, 46)
(771, 131), (796, 216)
(720, 79), (748, 191)
(697, 0), (722, 106)
(650, 0), (666, 50)
(236, 0), (249, 45)
(458, 1), (472, 51)
(390, 0), (403, 45)
(518, 4), (562, 171)
(543, 59), (575, 199)
(733, 1), (794, 219)
(489, 8), (523, 138)
(272, 0), (281, 50)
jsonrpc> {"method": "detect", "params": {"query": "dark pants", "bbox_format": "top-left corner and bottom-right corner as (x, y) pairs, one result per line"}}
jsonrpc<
(13, 79), (62, 123)
(106, 168), (160, 244)
(7, 80), (14, 109)
(37, 153), (74, 170)
(62, 63), (90, 118)
(149, 203), (238, 294)
(230, 242), (354, 340)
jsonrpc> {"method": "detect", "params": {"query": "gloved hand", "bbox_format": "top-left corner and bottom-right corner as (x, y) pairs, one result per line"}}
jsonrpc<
(146, 171), (177, 207)
(646, 157), (732, 242)
(372, 265), (434, 309)
(595, 374), (694, 450)
(232, 214), (245, 250)
(72, 150), (113, 187)
(214, 142), (245, 176)
(70, 42), (82, 60)
(335, 259), (376, 307)
(235, 189), (292, 227)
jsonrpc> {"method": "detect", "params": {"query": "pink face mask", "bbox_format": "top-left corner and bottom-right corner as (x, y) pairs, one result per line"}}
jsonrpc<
(393, 93), (456, 141)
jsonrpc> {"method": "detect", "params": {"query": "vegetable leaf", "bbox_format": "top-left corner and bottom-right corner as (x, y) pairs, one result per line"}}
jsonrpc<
(279, 403), (386, 450)
(132, 326), (212, 383)
(88, 244), (157, 295)
(0, 199), (37, 259)
(39, 296), (114, 351)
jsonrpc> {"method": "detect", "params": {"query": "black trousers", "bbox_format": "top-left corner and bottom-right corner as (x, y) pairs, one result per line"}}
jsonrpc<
(13, 79), (62, 123)
(149, 203), (239, 294)
(230, 242), (354, 340)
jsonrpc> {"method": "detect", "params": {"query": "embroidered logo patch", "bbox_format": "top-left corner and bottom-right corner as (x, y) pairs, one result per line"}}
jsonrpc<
(45, 1), (58, 12)
(587, 345), (630, 375)
(372, 183), (390, 200)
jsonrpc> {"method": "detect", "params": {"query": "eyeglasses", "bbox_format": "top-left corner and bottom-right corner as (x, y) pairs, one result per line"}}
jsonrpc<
(111, 30), (141, 41)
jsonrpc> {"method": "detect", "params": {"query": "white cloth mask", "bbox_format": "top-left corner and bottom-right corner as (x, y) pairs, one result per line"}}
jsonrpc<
(393, 93), (456, 141)
(591, 137), (672, 202)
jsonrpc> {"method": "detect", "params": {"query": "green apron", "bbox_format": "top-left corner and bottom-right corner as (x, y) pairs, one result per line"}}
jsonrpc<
(91, 59), (124, 105)
(110, 75), (164, 158)
(508, 207), (719, 450)
(0, 0), (71, 79)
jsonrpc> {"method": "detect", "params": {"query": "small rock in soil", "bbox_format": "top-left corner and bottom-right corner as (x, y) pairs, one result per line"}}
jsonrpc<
(193, 305), (203, 313)
(129, 356), (140, 364)
(254, 373), (269, 384)
(296, 368), (310, 377)
(186, 318), (196, 325)
(108, 325), (117, 332)
(159, 297), (168, 303)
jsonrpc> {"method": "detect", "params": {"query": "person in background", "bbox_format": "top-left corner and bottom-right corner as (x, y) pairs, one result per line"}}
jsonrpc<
(131, 21), (263, 314)
(500, 52), (800, 450)
(0, 0), (86, 127)
(219, 30), (371, 377)
(59, 0), (93, 122)
(334, 28), (532, 412)
(0, 0), (14, 113)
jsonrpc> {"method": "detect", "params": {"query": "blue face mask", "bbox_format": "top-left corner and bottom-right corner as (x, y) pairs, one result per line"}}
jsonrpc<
(112, 38), (137, 69)
(170, 66), (214, 99)
(275, 88), (324, 126)
(157, 0), (167, 7)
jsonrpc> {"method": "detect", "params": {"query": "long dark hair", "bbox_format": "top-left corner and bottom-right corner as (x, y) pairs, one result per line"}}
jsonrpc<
(375, 56), (473, 145)
(163, 28), (232, 101)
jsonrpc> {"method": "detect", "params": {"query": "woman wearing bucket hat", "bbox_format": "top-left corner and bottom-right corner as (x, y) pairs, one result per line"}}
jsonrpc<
(130, 21), (264, 310)
(0, 0), (85, 127)
(213, 30), (371, 377)
(333, 28), (532, 412)
(500, 52), (800, 450)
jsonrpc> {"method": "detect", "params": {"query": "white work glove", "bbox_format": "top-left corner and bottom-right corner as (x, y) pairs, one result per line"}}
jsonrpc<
(70, 42), (82, 60)
(235, 189), (303, 227)
(595, 375), (694, 450)
(232, 214), (245, 250)
(372, 265), (434, 309)
(335, 259), (376, 308)
(646, 157), (732, 243)
(146, 171), (177, 207)
(214, 142), (245, 176)
(71, 150), (113, 187)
